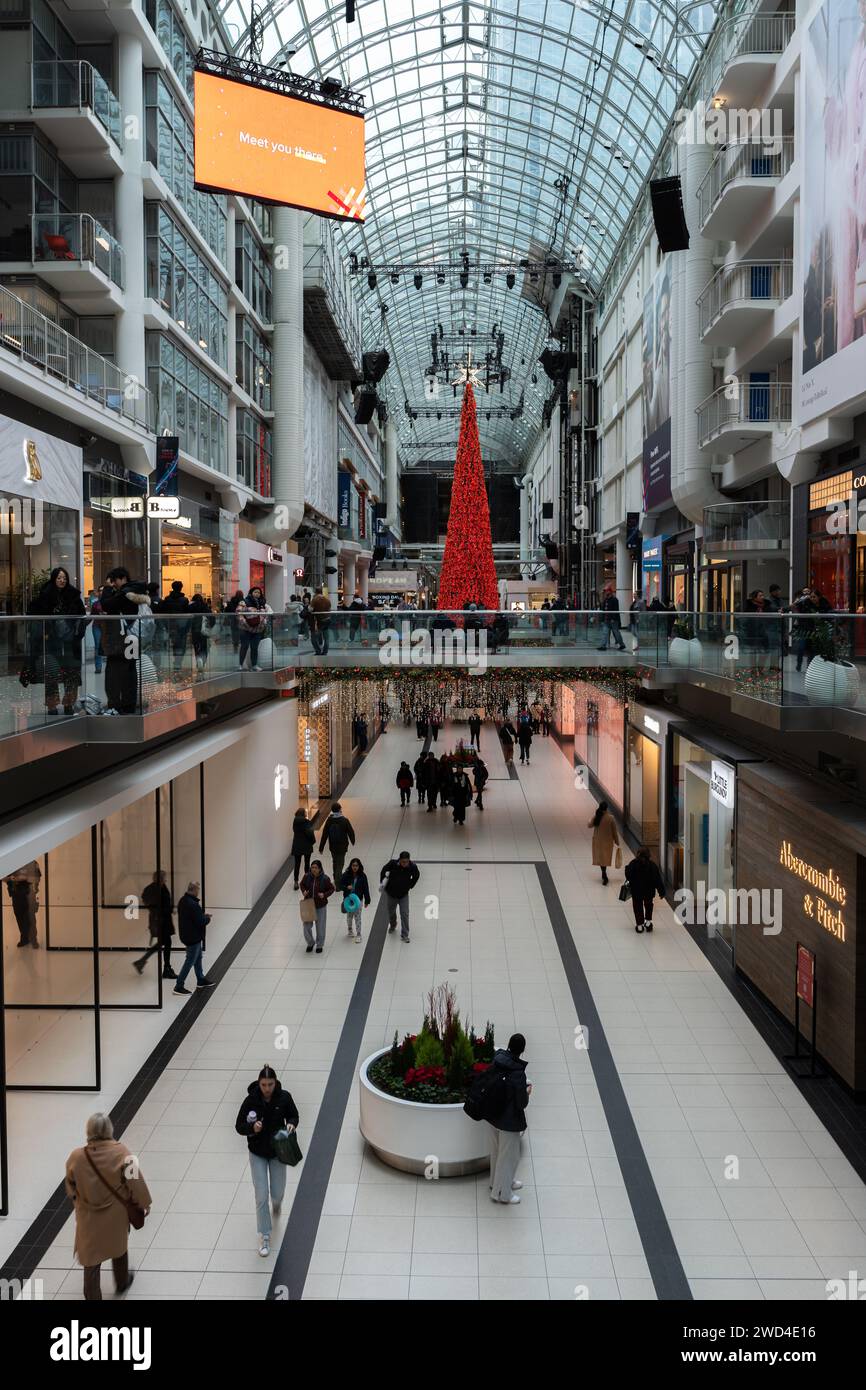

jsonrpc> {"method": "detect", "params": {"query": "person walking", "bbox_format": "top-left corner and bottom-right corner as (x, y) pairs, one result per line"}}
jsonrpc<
(172, 882), (215, 994)
(396, 760), (414, 807)
(473, 756), (489, 810)
(486, 1034), (532, 1205)
(235, 1066), (299, 1258)
(530, 701), (542, 734)
(624, 846), (666, 934)
(28, 567), (87, 716)
(159, 579), (191, 674)
(451, 768), (473, 825)
(318, 802), (356, 887)
(516, 711), (533, 765)
(309, 586), (332, 656)
(597, 586), (626, 651)
(65, 1112), (151, 1299)
(133, 869), (175, 978)
(438, 752), (454, 807)
(188, 593), (215, 672)
(468, 709), (482, 748)
(499, 717), (517, 765)
(380, 850), (420, 942)
(425, 751), (440, 811)
(340, 857), (371, 942)
(238, 588), (272, 670)
(430, 710), (441, 742)
(5, 860), (41, 947)
(299, 859), (334, 953)
(416, 709), (429, 741)
(413, 752), (428, 804)
(540, 703), (551, 736)
(589, 800), (620, 886)
(291, 807), (315, 890)
(224, 589), (245, 659)
(792, 588), (817, 672)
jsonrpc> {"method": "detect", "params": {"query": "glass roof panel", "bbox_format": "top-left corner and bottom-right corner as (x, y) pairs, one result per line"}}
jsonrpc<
(216, 0), (721, 462)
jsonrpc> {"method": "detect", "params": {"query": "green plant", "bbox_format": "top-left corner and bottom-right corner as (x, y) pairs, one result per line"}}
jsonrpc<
(445, 1025), (475, 1089)
(388, 1030), (401, 1075)
(397, 1032), (416, 1074)
(413, 1021), (445, 1068)
(672, 617), (694, 641)
(808, 619), (841, 663)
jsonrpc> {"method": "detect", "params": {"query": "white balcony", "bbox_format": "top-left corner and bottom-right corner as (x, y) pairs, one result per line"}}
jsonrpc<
(696, 11), (796, 111)
(697, 138), (794, 240)
(303, 221), (363, 380)
(29, 60), (123, 177)
(27, 215), (124, 313)
(697, 259), (793, 344)
(697, 381), (791, 451)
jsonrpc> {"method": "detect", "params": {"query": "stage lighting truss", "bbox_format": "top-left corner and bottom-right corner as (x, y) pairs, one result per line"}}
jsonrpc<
(195, 47), (365, 113)
(347, 259), (589, 283)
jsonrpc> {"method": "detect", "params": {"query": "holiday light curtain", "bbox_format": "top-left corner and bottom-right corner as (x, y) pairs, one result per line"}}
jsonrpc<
(437, 382), (500, 611)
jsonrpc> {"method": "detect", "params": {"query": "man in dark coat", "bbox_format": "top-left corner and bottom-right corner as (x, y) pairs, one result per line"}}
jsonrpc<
(450, 769), (473, 825)
(173, 881), (215, 994)
(473, 757), (489, 810)
(624, 847), (666, 933)
(487, 1033), (531, 1203)
(468, 710), (482, 747)
(133, 869), (175, 977)
(99, 568), (151, 714)
(414, 753), (429, 804)
(379, 851), (420, 942)
(318, 802), (356, 886)
(425, 752), (441, 811)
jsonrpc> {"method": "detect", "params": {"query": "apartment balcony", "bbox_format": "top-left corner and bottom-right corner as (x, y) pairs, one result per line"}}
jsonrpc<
(30, 215), (124, 311)
(696, 10), (796, 111)
(303, 232), (363, 380)
(702, 500), (789, 559)
(697, 260), (793, 344)
(0, 281), (152, 469)
(697, 381), (791, 450)
(30, 61), (123, 177)
(697, 138), (794, 240)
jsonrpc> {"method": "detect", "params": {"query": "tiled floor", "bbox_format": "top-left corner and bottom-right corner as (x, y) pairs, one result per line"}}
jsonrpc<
(21, 716), (866, 1300)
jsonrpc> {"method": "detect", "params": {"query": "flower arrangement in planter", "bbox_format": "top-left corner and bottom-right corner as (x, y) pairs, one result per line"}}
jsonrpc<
(668, 617), (702, 669)
(367, 982), (495, 1105)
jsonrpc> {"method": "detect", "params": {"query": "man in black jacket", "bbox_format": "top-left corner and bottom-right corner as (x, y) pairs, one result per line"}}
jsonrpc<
(99, 568), (151, 714)
(468, 710), (482, 747)
(425, 752), (440, 811)
(380, 851), (420, 942)
(173, 881), (215, 994)
(133, 869), (175, 978)
(597, 587), (626, 651)
(159, 579), (191, 673)
(318, 802), (356, 887)
(487, 1034), (531, 1204)
(624, 847), (666, 934)
(473, 757), (489, 810)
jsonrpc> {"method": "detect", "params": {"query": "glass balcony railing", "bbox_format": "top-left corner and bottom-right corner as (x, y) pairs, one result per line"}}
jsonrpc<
(32, 213), (125, 289)
(702, 500), (789, 551)
(31, 60), (123, 147)
(697, 381), (792, 447)
(697, 260), (793, 338)
(0, 282), (152, 429)
(696, 10), (796, 109)
(697, 138), (795, 228)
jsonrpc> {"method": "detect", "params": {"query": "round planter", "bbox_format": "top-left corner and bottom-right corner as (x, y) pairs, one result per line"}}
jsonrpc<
(805, 656), (860, 707)
(668, 636), (691, 667)
(255, 636), (274, 669)
(688, 637), (703, 667)
(358, 1048), (490, 1177)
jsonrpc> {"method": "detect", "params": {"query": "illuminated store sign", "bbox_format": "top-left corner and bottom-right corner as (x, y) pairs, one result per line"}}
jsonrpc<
(310, 693), (329, 710)
(779, 840), (846, 942)
(710, 761), (734, 808)
(643, 715), (660, 735)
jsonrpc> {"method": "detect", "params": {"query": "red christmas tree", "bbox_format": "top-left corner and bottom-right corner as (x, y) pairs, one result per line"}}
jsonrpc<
(437, 381), (499, 611)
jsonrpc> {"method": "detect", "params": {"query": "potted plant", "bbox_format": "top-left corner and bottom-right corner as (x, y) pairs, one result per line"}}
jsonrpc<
(804, 619), (860, 707)
(668, 616), (701, 667)
(359, 983), (496, 1176)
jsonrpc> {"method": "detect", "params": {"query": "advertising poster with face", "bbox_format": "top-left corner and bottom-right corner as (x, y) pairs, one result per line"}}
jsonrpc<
(641, 266), (672, 511)
(801, 0), (866, 421)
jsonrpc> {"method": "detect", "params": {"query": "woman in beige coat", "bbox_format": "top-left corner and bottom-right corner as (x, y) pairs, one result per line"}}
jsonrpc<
(65, 1112), (152, 1300)
(588, 800), (620, 886)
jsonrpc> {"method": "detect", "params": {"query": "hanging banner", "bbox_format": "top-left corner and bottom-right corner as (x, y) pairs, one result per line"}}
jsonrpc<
(338, 472), (352, 531)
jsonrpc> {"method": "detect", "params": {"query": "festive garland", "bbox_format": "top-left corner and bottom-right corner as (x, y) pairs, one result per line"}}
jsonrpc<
(298, 666), (647, 713)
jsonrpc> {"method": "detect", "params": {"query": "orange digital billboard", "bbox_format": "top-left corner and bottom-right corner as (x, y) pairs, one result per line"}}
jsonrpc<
(193, 70), (366, 222)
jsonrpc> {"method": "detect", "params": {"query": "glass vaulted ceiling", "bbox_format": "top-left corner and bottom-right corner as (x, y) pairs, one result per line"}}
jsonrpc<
(217, 0), (720, 465)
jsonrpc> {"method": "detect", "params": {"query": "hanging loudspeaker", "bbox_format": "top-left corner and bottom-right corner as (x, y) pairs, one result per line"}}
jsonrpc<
(355, 388), (377, 424)
(649, 177), (690, 252)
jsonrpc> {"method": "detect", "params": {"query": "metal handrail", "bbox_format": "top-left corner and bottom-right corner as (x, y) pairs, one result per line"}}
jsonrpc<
(0, 282), (152, 430)
(697, 382), (792, 446)
(303, 228), (363, 373)
(30, 59), (123, 147)
(702, 500), (790, 545)
(32, 213), (125, 290)
(697, 138), (795, 226)
(696, 10), (796, 109)
(697, 259), (793, 336)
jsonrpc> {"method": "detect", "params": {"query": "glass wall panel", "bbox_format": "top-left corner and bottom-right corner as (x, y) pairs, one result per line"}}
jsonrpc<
(172, 766), (202, 903)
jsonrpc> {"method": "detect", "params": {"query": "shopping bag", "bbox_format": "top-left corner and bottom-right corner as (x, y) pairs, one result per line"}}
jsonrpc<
(299, 898), (316, 924)
(614, 847), (623, 869)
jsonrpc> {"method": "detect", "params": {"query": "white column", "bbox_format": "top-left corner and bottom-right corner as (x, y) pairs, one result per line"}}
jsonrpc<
(356, 558), (370, 601)
(342, 551), (356, 598)
(616, 531), (631, 613)
(385, 417), (399, 532)
(259, 207), (304, 542)
(115, 33), (146, 398)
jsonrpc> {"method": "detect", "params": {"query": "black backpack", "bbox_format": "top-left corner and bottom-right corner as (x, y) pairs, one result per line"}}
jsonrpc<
(464, 1064), (509, 1123)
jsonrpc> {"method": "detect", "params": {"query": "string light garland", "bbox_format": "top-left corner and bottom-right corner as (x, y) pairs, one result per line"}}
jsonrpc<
(299, 667), (649, 715)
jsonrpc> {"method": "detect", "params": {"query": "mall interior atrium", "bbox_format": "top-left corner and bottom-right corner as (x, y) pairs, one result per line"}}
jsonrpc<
(1, 0), (866, 1336)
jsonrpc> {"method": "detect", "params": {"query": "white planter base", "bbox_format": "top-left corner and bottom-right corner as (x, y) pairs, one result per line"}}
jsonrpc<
(359, 1049), (490, 1177)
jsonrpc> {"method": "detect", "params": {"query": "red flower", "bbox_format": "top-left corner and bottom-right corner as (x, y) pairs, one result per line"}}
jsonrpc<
(472, 1061), (490, 1073)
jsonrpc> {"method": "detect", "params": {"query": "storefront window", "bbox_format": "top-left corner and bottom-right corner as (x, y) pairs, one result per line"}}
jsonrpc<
(0, 494), (82, 611)
(84, 473), (147, 595)
(626, 726), (660, 859)
(808, 513), (850, 610)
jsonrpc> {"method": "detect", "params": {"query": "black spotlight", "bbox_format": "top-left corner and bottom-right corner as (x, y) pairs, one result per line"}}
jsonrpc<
(483, 270), (492, 284)
(320, 76), (342, 97)
(506, 272), (515, 289)
(436, 271), (445, 285)
(390, 272), (399, 284)
(413, 272), (423, 289)
(553, 271), (562, 288)
(367, 271), (377, 289)
(460, 271), (469, 289)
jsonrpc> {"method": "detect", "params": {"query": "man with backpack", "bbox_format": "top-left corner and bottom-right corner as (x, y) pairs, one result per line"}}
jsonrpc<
(464, 1033), (531, 1203)
(473, 756), (489, 810)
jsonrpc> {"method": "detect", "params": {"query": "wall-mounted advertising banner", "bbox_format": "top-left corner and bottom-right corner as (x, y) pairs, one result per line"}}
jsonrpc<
(338, 471), (352, 530)
(801, 0), (866, 422)
(193, 70), (366, 222)
(641, 266), (672, 512)
(641, 535), (664, 572)
(154, 436), (180, 496)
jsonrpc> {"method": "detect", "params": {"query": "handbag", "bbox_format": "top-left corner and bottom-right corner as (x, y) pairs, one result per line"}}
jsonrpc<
(614, 847), (623, 869)
(618, 881), (632, 902)
(273, 1126), (303, 1167)
(84, 1147), (146, 1230)
(299, 897), (316, 924)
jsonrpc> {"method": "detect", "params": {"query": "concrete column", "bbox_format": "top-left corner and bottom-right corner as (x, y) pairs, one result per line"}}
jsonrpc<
(615, 531), (631, 613)
(342, 551), (356, 598)
(356, 557), (370, 601)
(115, 33), (146, 401)
(259, 207), (304, 543)
(385, 417), (399, 532)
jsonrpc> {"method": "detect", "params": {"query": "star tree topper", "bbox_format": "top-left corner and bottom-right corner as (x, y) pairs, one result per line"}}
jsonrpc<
(451, 347), (484, 389)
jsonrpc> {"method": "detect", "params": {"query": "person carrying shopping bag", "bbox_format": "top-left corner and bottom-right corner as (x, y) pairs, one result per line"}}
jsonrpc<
(299, 860), (334, 954)
(235, 1065), (300, 1258)
(588, 800), (620, 886)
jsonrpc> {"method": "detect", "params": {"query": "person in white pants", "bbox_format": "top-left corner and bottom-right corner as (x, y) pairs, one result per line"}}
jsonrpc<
(487, 1033), (532, 1204)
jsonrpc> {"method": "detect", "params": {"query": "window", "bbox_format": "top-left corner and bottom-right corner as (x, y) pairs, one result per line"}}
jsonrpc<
(235, 223), (272, 322)
(236, 316), (272, 409)
(146, 203), (228, 366)
(146, 0), (196, 102)
(236, 409), (272, 495)
(809, 472), (853, 513)
(146, 332), (228, 473)
(144, 71), (227, 262)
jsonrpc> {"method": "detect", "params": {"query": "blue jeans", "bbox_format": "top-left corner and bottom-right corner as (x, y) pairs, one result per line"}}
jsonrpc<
(176, 940), (205, 986)
(249, 1153), (287, 1238)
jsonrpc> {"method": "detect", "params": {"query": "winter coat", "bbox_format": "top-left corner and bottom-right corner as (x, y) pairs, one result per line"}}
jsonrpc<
(319, 813), (355, 856)
(487, 1049), (530, 1133)
(291, 814), (316, 858)
(141, 881), (174, 936)
(235, 1080), (299, 1160)
(624, 856), (666, 901)
(177, 891), (209, 946)
(473, 762), (489, 791)
(299, 871), (335, 908)
(29, 579), (87, 648)
(65, 1140), (152, 1267)
(340, 867), (371, 906)
(396, 766), (414, 789)
(424, 758), (440, 789)
(451, 775), (473, 809)
(380, 859), (420, 899)
(414, 757), (429, 788)
(517, 722), (533, 747)
(98, 583), (151, 656)
(589, 811), (620, 867)
(499, 721), (518, 746)
(237, 600), (272, 633)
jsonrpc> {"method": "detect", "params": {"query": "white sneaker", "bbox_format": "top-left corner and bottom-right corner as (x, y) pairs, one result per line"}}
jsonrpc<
(258, 1235), (270, 1257)
(252, 665), (263, 671)
(512, 1180), (523, 1190)
(503, 1194), (521, 1204)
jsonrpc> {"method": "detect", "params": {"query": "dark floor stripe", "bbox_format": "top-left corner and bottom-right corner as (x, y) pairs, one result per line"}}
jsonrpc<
(535, 861), (693, 1302)
(0, 850), (296, 1286)
(267, 892), (391, 1301)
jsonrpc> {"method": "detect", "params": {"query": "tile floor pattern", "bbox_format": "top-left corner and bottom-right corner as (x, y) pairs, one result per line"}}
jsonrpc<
(30, 719), (866, 1300)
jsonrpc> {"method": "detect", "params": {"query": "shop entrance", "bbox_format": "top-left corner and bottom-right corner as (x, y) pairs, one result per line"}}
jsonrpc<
(682, 759), (736, 957)
(161, 530), (220, 605)
(626, 727), (660, 860)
